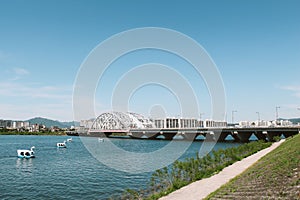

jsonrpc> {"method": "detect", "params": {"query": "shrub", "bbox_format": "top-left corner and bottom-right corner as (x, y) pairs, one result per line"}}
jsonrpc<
(119, 140), (272, 200)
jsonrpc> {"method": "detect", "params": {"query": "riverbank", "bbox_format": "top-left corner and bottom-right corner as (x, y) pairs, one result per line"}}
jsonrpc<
(0, 131), (67, 136)
(206, 133), (300, 199)
(159, 139), (285, 200)
(120, 140), (272, 199)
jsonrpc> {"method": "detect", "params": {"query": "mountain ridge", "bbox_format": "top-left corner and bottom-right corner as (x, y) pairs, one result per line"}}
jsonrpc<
(279, 117), (300, 124)
(26, 117), (79, 128)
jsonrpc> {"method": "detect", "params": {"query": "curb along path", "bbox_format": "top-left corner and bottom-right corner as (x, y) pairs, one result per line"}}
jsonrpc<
(160, 140), (285, 200)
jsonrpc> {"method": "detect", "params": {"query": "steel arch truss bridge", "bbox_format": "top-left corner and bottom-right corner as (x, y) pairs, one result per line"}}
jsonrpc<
(90, 111), (155, 134)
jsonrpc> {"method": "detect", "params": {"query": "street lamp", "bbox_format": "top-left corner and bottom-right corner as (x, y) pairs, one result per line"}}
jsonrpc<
(199, 113), (205, 121)
(232, 110), (237, 124)
(276, 106), (280, 121)
(256, 112), (260, 121)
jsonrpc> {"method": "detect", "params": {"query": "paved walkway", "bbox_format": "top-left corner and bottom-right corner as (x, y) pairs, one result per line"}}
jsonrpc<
(160, 140), (285, 200)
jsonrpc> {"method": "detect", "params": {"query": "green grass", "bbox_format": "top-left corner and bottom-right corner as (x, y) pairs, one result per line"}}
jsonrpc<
(118, 140), (273, 200)
(205, 134), (300, 200)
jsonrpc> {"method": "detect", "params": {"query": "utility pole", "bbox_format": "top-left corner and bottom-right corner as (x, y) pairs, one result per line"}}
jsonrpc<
(232, 110), (237, 124)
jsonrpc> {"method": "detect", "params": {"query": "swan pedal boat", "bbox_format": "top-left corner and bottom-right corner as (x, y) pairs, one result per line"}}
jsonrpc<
(57, 141), (67, 148)
(17, 146), (35, 158)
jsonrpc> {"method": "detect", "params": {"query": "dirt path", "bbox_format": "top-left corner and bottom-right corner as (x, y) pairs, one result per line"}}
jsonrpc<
(159, 140), (285, 200)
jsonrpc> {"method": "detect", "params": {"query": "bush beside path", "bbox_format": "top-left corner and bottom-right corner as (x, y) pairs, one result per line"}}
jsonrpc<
(206, 134), (300, 200)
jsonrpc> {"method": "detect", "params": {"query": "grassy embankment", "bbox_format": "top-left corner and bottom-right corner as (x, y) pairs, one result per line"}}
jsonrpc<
(206, 134), (300, 199)
(118, 140), (273, 200)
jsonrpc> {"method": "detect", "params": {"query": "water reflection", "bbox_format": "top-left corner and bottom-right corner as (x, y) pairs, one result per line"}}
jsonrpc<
(16, 158), (33, 175)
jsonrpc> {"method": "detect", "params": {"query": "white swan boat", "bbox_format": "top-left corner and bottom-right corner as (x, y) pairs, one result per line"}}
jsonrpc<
(57, 141), (67, 148)
(17, 146), (35, 158)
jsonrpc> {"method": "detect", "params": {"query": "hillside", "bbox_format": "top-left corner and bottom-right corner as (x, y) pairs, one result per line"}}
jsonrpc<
(206, 134), (300, 199)
(27, 117), (79, 128)
(287, 117), (300, 124)
(279, 117), (300, 124)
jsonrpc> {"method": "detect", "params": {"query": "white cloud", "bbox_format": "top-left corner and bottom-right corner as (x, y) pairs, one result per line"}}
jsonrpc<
(13, 67), (30, 76)
(0, 102), (73, 121)
(280, 85), (300, 98)
(276, 104), (300, 119)
(9, 67), (30, 80)
(280, 85), (300, 91)
(0, 80), (74, 120)
(0, 81), (71, 100)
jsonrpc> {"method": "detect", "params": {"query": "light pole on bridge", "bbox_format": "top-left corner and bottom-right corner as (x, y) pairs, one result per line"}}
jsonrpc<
(256, 112), (260, 122)
(199, 113), (205, 121)
(276, 106), (280, 121)
(232, 110), (237, 124)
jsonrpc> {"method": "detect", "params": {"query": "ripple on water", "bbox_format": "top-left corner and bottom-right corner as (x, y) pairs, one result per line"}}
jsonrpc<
(0, 135), (240, 199)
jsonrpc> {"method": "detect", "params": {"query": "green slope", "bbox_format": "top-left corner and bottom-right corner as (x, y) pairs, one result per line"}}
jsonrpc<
(206, 134), (300, 199)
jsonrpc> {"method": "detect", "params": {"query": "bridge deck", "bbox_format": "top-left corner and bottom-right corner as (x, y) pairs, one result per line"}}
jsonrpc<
(86, 126), (300, 142)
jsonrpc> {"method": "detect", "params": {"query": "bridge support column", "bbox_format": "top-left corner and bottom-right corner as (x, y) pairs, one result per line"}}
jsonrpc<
(86, 131), (111, 137)
(254, 131), (267, 141)
(232, 131), (252, 143)
(214, 131), (229, 142)
(182, 132), (198, 141)
(266, 131), (281, 142)
(205, 132), (216, 141)
(283, 131), (298, 138)
(104, 133), (112, 137)
(146, 132), (160, 139)
(129, 132), (144, 139)
(163, 133), (175, 140)
(231, 131), (240, 142)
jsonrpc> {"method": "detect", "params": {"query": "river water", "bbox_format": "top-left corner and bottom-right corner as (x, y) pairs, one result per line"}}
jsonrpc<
(0, 135), (240, 199)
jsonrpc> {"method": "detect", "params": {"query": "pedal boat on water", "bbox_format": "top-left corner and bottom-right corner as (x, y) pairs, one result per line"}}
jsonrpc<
(17, 146), (35, 158)
(57, 141), (67, 148)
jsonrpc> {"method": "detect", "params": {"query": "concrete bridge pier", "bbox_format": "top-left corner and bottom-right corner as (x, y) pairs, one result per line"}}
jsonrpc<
(282, 130), (299, 138)
(266, 131), (282, 142)
(232, 131), (253, 142)
(204, 131), (216, 141)
(145, 132), (160, 139)
(254, 131), (267, 141)
(129, 131), (144, 139)
(181, 132), (198, 141)
(86, 131), (110, 137)
(163, 133), (176, 140)
(214, 131), (230, 142)
(104, 132), (112, 137)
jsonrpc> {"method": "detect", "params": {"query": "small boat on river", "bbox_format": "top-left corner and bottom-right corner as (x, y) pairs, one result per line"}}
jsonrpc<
(57, 141), (67, 148)
(17, 146), (35, 158)
(67, 138), (72, 142)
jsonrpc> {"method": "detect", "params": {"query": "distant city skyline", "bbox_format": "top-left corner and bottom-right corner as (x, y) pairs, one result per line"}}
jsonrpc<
(0, 0), (300, 121)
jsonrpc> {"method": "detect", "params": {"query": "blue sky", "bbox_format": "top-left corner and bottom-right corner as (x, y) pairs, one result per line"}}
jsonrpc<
(0, 0), (300, 122)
